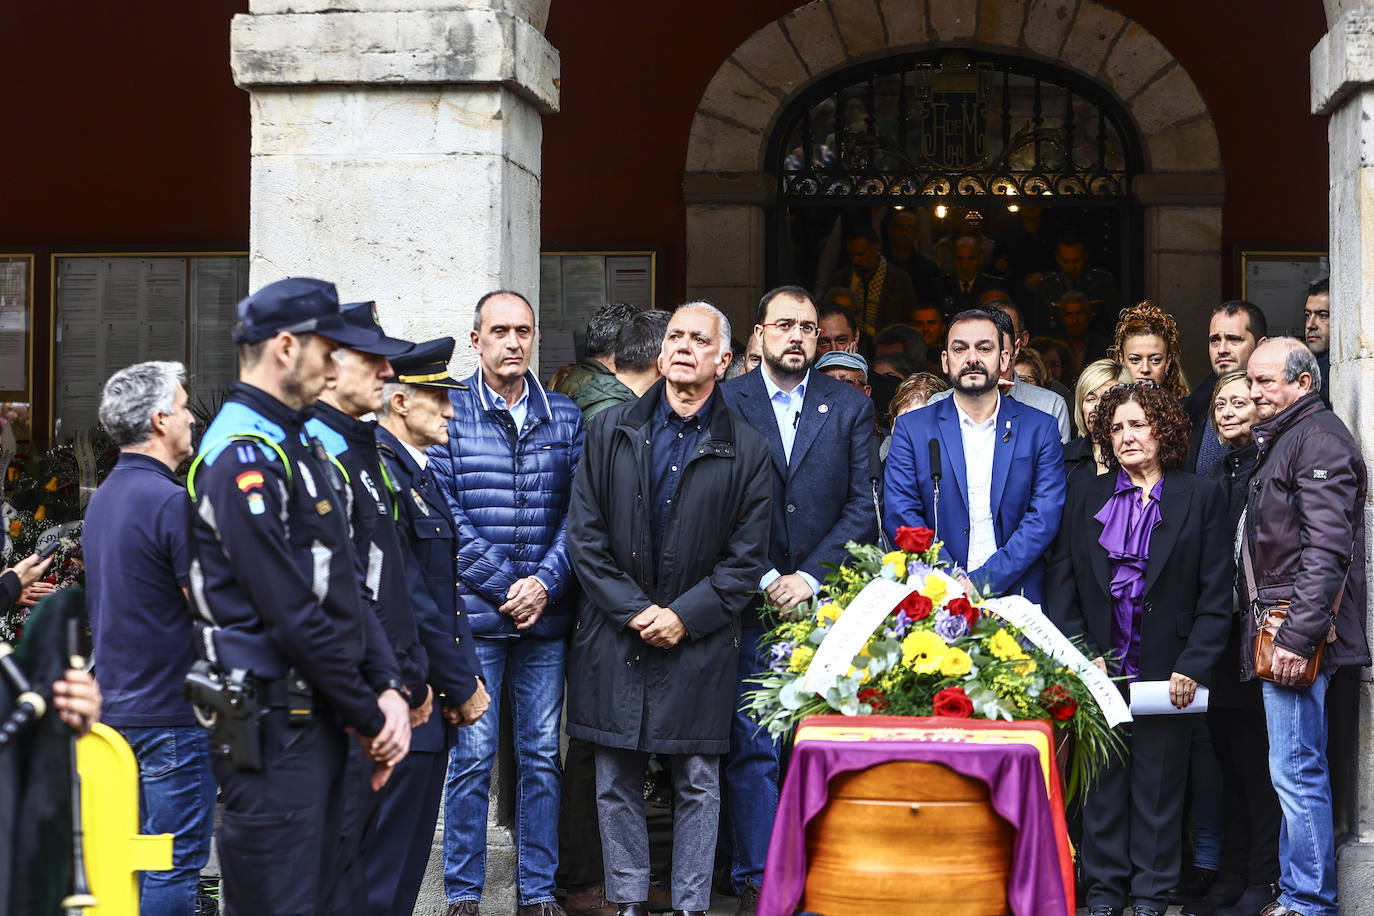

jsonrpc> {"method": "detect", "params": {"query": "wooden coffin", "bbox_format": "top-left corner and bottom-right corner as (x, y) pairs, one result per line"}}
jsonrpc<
(800, 761), (1015, 916)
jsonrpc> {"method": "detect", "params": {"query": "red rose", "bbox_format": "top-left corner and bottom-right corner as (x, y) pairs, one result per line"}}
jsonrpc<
(894, 525), (935, 554)
(933, 686), (974, 718)
(857, 688), (889, 712)
(945, 596), (977, 628)
(897, 591), (934, 621)
(1042, 684), (1078, 721)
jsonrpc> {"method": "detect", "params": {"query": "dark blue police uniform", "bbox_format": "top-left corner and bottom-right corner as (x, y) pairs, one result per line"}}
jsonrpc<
(185, 278), (403, 916)
(364, 339), (486, 916)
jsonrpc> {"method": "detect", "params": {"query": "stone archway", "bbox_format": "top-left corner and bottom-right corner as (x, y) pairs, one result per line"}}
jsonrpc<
(683, 0), (1225, 376)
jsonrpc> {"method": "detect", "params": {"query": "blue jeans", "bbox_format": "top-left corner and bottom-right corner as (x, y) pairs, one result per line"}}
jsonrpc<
(120, 725), (217, 916)
(443, 635), (565, 906)
(722, 626), (781, 892)
(1263, 667), (1338, 916)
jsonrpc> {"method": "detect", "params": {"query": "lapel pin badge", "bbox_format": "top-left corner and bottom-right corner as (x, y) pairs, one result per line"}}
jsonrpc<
(818, 404), (828, 414)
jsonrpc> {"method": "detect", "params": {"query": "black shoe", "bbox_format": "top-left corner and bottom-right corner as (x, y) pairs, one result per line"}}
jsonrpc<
(1133, 907), (1166, 916)
(616, 905), (648, 916)
(1218, 887), (1285, 916)
(1088, 906), (1123, 916)
(1171, 866), (1219, 904)
(735, 883), (761, 916)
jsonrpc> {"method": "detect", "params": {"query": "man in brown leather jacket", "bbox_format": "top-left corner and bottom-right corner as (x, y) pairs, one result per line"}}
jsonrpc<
(1242, 337), (1370, 916)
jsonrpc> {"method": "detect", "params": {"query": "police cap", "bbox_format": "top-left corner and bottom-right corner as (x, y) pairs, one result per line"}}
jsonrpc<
(232, 277), (385, 349)
(387, 337), (467, 389)
(339, 302), (414, 358)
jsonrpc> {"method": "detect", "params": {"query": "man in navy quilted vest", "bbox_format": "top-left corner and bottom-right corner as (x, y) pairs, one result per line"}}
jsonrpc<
(429, 289), (585, 916)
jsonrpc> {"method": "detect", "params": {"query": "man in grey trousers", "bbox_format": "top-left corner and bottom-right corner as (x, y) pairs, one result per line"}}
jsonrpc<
(564, 302), (772, 916)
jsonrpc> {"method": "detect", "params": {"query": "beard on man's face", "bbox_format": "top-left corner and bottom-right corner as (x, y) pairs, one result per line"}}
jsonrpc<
(763, 342), (815, 379)
(953, 360), (999, 395)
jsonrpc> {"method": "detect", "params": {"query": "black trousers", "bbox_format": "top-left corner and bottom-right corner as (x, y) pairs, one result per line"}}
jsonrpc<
(213, 711), (352, 916)
(364, 747), (448, 916)
(1082, 715), (1193, 910)
(1208, 700), (1281, 885)
(559, 736), (606, 890)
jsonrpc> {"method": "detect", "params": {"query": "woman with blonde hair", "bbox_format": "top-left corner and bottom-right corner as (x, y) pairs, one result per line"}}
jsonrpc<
(1062, 358), (1132, 486)
(1112, 301), (1189, 398)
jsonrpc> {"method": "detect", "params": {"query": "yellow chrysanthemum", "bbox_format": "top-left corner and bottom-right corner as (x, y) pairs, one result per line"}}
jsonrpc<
(939, 646), (972, 677)
(816, 601), (843, 625)
(988, 628), (1027, 661)
(900, 629), (948, 674)
(881, 550), (908, 580)
(788, 645), (815, 673)
(1012, 658), (1037, 675)
(920, 574), (947, 606)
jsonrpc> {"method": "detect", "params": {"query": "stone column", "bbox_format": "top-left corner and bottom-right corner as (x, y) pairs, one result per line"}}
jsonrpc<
(1312, 10), (1374, 911)
(230, 5), (557, 912)
(230, 0), (558, 376)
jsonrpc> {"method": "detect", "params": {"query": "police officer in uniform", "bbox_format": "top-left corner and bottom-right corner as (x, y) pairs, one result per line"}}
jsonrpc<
(186, 278), (411, 916)
(366, 337), (491, 916)
(1033, 235), (1121, 336)
(306, 302), (430, 906)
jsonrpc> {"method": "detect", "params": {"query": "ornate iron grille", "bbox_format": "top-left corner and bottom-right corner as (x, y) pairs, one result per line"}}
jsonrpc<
(774, 51), (1139, 201)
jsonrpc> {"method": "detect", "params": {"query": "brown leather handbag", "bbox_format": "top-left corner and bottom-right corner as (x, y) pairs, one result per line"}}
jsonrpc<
(1242, 529), (1345, 688)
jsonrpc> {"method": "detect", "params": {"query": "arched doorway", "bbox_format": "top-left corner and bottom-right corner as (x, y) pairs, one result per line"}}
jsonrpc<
(767, 48), (1144, 335)
(683, 0), (1224, 379)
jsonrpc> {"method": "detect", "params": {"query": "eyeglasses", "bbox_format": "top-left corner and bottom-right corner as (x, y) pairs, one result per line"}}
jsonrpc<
(761, 320), (820, 338)
(1112, 379), (1158, 391)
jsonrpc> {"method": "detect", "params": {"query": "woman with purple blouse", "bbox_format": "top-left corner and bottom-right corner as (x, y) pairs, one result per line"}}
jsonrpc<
(1045, 381), (1233, 916)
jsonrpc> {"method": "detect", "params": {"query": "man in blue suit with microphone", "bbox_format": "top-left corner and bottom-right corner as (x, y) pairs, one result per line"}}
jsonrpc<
(885, 307), (1065, 603)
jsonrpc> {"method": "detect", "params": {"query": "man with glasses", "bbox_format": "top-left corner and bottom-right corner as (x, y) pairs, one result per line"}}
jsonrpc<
(719, 286), (876, 916)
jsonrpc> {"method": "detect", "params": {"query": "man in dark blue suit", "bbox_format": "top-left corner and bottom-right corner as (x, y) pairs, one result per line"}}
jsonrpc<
(366, 338), (490, 916)
(719, 285), (877, 915)
(885, 308), (1065, 603)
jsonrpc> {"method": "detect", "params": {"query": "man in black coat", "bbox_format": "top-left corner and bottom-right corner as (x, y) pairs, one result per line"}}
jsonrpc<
(566, 302), (771, 916)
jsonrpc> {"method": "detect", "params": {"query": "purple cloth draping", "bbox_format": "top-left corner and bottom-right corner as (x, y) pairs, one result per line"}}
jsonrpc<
(758, 740), (1068, 916)
(1093, 469), (1164, 681)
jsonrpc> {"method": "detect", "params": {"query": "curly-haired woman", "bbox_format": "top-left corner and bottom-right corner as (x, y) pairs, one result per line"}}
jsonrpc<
(1112, 301), (1190, 398)
(1046, 381), (1232, 916)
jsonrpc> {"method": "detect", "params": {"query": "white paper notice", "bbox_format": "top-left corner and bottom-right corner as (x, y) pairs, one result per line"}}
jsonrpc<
(1129, 680), (1209, 715)
(981, 594), (1134, 728)
(800, 577), (918, 695)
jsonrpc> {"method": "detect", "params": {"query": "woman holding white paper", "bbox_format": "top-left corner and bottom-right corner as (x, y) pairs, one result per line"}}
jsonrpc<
(1045, 381), (1232, 916)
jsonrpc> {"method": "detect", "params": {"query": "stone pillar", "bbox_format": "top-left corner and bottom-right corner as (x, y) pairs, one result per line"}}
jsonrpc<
(230, 5), (557, 912)
(230, 0), (558, 377)
(1312, 10), (1374, 911)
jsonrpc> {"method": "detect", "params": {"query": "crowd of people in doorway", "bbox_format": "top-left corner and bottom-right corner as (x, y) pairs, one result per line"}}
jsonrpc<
(0, 238), (1360, 916)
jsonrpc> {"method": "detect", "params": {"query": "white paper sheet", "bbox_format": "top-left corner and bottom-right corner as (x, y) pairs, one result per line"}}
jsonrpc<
(1129, 680), (1209, 715)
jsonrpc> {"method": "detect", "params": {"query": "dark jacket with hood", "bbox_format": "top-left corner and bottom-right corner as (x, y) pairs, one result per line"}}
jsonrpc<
(1207, 439), (1259, 704)
(1242, 392), (1370, 675)
(564, 380), (771, 754)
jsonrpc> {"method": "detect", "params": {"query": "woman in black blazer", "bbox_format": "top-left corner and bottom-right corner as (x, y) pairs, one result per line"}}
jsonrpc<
(1046, 381), (1232, 916)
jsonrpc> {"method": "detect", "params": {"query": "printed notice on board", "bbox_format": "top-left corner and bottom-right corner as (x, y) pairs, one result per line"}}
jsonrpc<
(606, 256), (652, 308)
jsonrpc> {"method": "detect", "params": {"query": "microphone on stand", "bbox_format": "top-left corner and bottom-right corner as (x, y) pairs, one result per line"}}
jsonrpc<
(869, 437), (891, 551)
(928, 438), (943, 543)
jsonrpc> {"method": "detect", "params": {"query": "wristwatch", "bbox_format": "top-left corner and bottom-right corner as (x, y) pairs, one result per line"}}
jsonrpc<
(376, 678), (409, 701)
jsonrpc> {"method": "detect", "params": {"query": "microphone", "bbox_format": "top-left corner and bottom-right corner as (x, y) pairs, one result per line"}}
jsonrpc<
(868, 436), (882, 484)
(928, 438), (942, 543)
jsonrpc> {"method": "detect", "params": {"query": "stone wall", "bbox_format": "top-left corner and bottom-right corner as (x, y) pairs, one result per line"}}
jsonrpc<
(681, 0), (1225, 380)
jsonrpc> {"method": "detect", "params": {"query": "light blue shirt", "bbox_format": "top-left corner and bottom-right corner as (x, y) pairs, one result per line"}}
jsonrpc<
(757, 368), (820, 597)
(761, 368), (809, 464)
(484, 378), (531, 431)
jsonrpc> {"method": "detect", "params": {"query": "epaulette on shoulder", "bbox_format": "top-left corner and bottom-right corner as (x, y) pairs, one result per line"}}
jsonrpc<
(187, 432), (292, 501)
